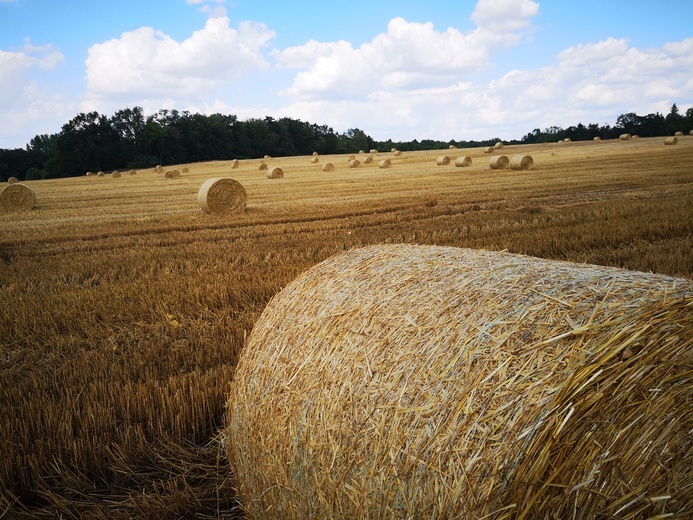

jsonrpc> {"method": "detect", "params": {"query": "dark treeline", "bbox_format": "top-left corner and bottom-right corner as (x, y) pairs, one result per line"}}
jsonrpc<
(1, 104), (691, 182)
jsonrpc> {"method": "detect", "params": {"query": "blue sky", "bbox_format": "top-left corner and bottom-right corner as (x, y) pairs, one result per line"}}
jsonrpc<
(1, 0), (692, 149)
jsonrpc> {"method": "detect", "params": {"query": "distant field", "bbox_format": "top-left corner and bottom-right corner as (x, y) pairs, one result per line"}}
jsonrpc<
(1, 136), (692, 517)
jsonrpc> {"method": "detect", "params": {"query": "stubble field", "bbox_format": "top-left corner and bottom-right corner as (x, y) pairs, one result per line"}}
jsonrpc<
(1, 136), (692, 518)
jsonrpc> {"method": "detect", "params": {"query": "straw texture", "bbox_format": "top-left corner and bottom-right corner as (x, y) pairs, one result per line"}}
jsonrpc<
(620, 134), (631, 140)
(484, 146), (494, 153)
(489, 155), (509, 169)
(311, 157), (319, 163)
(364, 156), (374, 164)
(322, 163), (334, 172)
(665, 137), (678, 145)
(455, 156), (472, 167)
(112, 171), (121, 178)
(349, 160), (360, 168)
(509, 154), (534, 170)
(165, 170), (176, 179)
(394, 150), (402, 156)
(378, 159), (391, 169)
(7, 177), (18, 184)
(494, 141), (504, 149)
(129, 169), (137, 175)
(225, 244), (692, 520)
(1, 183), (36, 212)
(436, 156), (450, 166)
(258, 162), (268, 171)
(267, 167), (284, 179)
(197, 177), (247, 214)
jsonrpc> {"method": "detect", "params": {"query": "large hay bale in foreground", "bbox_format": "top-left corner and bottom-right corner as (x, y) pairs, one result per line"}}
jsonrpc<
(0, 183), (36, 212)
(197, 177), (247, 214)
(455, 156), (472, 167)
(436, 156), (450, 166)
(267, 167), (284, 179)
(225, 244), (693, 520)
(378, 159), (391, 169)
(322, 162), (334, 172)
(489, 155), (509, 169)
(665, 137), (678, 145)
(509, 154), (534, 170)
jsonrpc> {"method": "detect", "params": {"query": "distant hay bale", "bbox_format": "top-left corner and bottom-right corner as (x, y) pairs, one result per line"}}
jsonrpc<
(364, 156), (374, 164)
(0, 183), (36, 212)
(267, 167), (284, 179)
(197, 177), (247, 214)
(494, 141), (503, 148)
(310, 157), (319, 164)
(348, 159), (360, 168)
(454, 156), (472, 167)
(8, 177), (18, 184)
(231, 159), (240, 169)
(690, 130), (693, 136)
(173, 169), (181, 178)
(369, 149), (378, 154)
(181, 167), (189, 173)
(394, 150), (402, 156)
(391, 148), (397, 153)
(359, 150), (365, 154)
(620, 133), (631, 140)
(489, 155), (509, 169)
(348, 155), (356, 162)
(225, 243), (693, 520)
(378, 159), (392, 169)
(632, 135), (639, 139)
(674, 131), (683, 137)
(449, 144), (457, 149)
(264, 155), (271, 159)
(258, 162), (268, 171)
(563, 137), (571, 142)
(484, 146), (494, 153)
(155, 165), (164, 173)
(112, 171), (121, 178)
(312, 152), (318, 156)
(97, 171), (105, 177)
(322, 163), (334, 172)
(664, 137), (678, 145)
(86, 171), (93, 176)
(164, 170), (176, 179)
(436, 156), (450, 166)
(129, 170), (137, 175)
(593, 136), (601, 141)
(509, 154), (534, 170)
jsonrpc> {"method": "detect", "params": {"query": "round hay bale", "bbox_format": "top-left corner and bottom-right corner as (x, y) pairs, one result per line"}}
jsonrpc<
(593, 136), (601, 141)
(8, 177), (18, 184)
(369, 149), (378, 154)
(364, 156), (373, 164)
(264, 155), (271, 159)
(394, 150), (402, 156)
(378, 159), (392, 169)
(267, 167), (284, 179)
(231, 159), (240, 169)
(563, 137), (571, 142)
(164, 170), (176, 179)
(454, 156), (472, 167)
(0, 183), (36, 212)
(494, 141), (504, 148)
(484, 146), (494, 153)
(489, 155), (509, 169)
(310, 157), (319, 164)
(173, 169), (181, 178)
(97, 171), (105, 177)
(664, 137), (678, 145)
(619, 133), (631, 140)
(322, 162), (334, 172)
(391, 148), (397, 153)
(86, 171), (93, 177)
(197, 177), (247, 214)
(312, 151), (318, 156)
(674, 131), (683, 137)
(112, 171), (121, 178)
(359, 150), (364, 154)
(449, 144), (457, 149)
(155, 165), (163, 173)
(258, 162), (268, 171)
(633, 134), (639, 139)
(436, 156), (450, 166)
(181, 167), (189, 174)
(348, 159), (360, 168)
(689, 130), (693, 136)
(225, 244), (693, 520)
(129, 169), (137, 175)
(348, 155), (356, 161)
(509, 154), (534, 170)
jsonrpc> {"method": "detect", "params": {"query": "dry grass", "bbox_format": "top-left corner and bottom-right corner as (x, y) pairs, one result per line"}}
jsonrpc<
(1, 137), (692, 518)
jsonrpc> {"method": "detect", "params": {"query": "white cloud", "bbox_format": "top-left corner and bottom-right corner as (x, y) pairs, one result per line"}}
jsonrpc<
(84, 17), (274, 102)
(471, 0), (540, 31)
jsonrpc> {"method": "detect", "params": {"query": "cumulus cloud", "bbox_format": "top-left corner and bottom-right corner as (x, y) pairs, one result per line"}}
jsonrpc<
(187, 0), (227, 18)
(0, 41), (63, 105)
(84, 17), (274, 101)
(471, 0), (539, 31)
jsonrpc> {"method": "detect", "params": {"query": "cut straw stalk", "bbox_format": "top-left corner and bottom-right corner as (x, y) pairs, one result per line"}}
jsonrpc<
(197, 177), (247, 214)
(0, 183), (36, 212)
(225, 244), (692, 520)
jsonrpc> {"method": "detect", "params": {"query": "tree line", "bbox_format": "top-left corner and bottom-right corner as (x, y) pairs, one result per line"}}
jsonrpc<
(1, 104), (691, 182)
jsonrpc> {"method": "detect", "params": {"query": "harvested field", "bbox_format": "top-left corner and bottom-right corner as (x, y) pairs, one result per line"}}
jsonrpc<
(1, 137), (692, 518)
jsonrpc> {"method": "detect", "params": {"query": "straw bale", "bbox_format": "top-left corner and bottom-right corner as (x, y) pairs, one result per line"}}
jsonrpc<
(348, 155), (356, 161)
(165, 170), (176, 179)
(173, 169), (181, 178)
(181, 167), (189, 173)
(97, 171), (105, 177)
(129, 169), (137, 175)
(369, 149), (378, 154)
(359, 150), (365, 154)
(264, 155), (271, 159)
(633, 135), (639, 139)
(364, 156), (374, 164)
(454, 156), (472, 167)
(394, 150), (402, 156)
(391, 148), (397, 152)
(197, 177), (247, 214)
(231, 159), (240, 169)
(593, 136), (601, 141)
(86, 171), (93, 176)
(509, 154), (534, 170)
(674, 131), (683, 137)
(378, 159), (392, 169)
(322, 162), (334, 172)
(484, 146), (494, 153)
(267, 167), (284, 179)
(664, 137), (678, 145)
(8, 177), (18, 184)
(620, 133), (631, 140)
(348, 159), (360, 168)
(258, 162), (268, 171)
(489, 155), (509, 169)
(449, 144), (457, 149)
(1, 183), (36, 212)
(225, 244), (693, 520)
(436, 156), (450, 166)
(311, 157), (319, 163)
(112, 171), (121, 178)
(690, 130), (693, 136)
(155, 165), (163, 173)
(563, 137), (571, 142)
(494, 141), (504, 148)
(312, 151), (318, 156)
